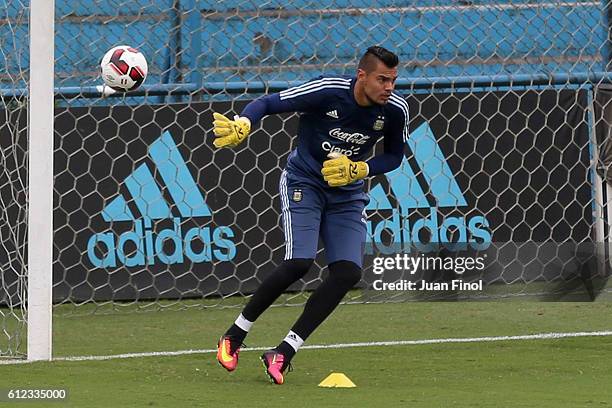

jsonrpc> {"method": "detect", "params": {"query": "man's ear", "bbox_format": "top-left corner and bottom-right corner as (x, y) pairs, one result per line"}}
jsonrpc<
(356, 68), (367, 80)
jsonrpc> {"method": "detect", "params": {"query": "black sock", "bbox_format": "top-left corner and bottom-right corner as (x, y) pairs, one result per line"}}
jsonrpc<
(275, 341), (297, 362)
(224, 324), (248, 348)
(290, 260), (361, 342)
(241, 258), (313, 321)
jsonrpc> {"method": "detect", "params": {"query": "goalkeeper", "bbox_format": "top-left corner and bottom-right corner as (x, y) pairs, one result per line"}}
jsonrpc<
(214, 46), (408, 385)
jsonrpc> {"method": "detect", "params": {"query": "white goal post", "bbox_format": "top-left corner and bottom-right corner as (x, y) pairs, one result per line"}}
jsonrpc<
(27, 0), (54, 361)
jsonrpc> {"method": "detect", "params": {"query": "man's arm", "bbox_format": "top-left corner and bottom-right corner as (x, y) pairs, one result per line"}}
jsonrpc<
(240, 93), (294, 127)
(211, 93), (303, 148)
(321, 130), (405, 187)
(365, 129), (405, 176)
(242, 77), (352, 126)
(365, 99), (407, 175)
(321, 132), (404, 187)
(321, 97), (407, 187)
(212, 77), (351, 149)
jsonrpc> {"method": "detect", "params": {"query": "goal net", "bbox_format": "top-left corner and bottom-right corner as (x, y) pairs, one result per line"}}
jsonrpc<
(1, 1), (29, 358)
(2, 0), (612, 359)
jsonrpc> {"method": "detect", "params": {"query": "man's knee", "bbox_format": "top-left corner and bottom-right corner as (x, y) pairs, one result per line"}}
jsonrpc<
(282, 258), (314, 279)
(328, 260), (362, 287)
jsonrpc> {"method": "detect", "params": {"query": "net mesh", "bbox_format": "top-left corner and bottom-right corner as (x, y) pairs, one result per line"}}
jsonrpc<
(1, 1), (612, 357)
(0, 0), (29, 357)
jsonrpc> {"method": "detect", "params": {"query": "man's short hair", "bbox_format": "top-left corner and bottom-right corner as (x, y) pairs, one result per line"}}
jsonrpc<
(358, 46), (399, 72)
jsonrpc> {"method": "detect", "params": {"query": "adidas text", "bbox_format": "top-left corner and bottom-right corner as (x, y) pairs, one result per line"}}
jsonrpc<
(87, 217), (236, 267)
(366, 208), (492, 254)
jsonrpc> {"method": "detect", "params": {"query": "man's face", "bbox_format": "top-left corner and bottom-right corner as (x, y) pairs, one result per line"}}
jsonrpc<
(358, 60), (398, 105)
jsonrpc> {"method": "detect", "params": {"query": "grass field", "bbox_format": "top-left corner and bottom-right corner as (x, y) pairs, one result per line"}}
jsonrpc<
(1, 301), (611, 407)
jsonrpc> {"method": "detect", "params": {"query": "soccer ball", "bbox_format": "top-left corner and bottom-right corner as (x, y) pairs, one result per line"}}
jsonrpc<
(100, 45), (148, 92)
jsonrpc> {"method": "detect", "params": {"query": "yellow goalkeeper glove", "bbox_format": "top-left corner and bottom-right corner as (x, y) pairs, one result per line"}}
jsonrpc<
(212, 112), (251, 148)
(321, 152), (369, 187)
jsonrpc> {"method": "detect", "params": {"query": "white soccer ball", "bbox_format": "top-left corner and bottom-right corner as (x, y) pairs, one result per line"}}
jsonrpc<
(100, 45), (148, 92)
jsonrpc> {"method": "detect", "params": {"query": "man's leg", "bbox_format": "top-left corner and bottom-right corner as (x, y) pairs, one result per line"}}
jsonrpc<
(223, 258), (313, 341)
(261, 260), (360, 384)
(217, 171), (323, 371)
(262, 193), (367, 384)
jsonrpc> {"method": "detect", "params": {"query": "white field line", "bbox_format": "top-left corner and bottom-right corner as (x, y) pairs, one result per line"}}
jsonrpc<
(1, 330), (611, 365)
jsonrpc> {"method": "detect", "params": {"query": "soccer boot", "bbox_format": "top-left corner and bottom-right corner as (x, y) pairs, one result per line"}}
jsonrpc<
(260, 349), (292, 385)
(216, 335), (242, 372)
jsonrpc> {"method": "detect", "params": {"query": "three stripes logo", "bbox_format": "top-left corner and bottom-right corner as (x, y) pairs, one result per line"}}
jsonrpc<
(87, 131), (236, 268)
(365, 122), (492, 253)
(326, 110), (339, 119)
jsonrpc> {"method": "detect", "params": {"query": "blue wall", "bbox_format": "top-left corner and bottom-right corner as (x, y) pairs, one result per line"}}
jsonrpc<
(1, 1), (607, 94)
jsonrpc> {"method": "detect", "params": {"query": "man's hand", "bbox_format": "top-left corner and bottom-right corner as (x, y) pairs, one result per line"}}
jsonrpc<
(321, 152), (369, 187)
(212, 112), (251, 148)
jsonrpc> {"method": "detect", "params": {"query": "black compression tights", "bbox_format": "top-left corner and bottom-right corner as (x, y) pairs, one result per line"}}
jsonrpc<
(242, 258), (314, 322)
(289, 260), (361, 340)
(242, 259), (362, 345)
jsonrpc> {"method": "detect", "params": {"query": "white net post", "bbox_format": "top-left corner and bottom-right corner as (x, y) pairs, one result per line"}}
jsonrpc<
(27, 0), (54, 361)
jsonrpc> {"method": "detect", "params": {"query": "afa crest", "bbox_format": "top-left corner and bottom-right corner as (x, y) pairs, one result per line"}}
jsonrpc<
(292, 189), (303, 202)
(373, 116), (385, 131)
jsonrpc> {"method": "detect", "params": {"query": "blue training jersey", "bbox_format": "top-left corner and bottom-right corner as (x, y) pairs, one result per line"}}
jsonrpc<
(241, 76), (408, 191)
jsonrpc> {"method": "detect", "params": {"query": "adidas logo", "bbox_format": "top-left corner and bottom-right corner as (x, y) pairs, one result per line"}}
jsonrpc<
(326, 109), (339, 119)
(365, 122), (492, 252)
(102, 131), (211, 221)
(87, 131), (236, 268)
(368, 121), (465, 211)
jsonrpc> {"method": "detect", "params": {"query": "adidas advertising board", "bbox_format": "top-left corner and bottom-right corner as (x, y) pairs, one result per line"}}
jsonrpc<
(45, 90), (592, 302)
(365, 121), (492, 254)
(362, 90), (594, 299)
(86, 131), (235, 267)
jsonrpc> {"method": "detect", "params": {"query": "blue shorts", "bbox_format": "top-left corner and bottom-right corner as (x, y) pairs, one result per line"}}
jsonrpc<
(279, 170), (369, 268)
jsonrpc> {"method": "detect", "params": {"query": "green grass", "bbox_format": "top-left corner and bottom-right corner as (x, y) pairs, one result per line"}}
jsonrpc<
(1, 302), (612, 407)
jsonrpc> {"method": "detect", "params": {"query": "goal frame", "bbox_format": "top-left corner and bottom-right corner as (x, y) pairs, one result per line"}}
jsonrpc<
(27, 0), (54, 361)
